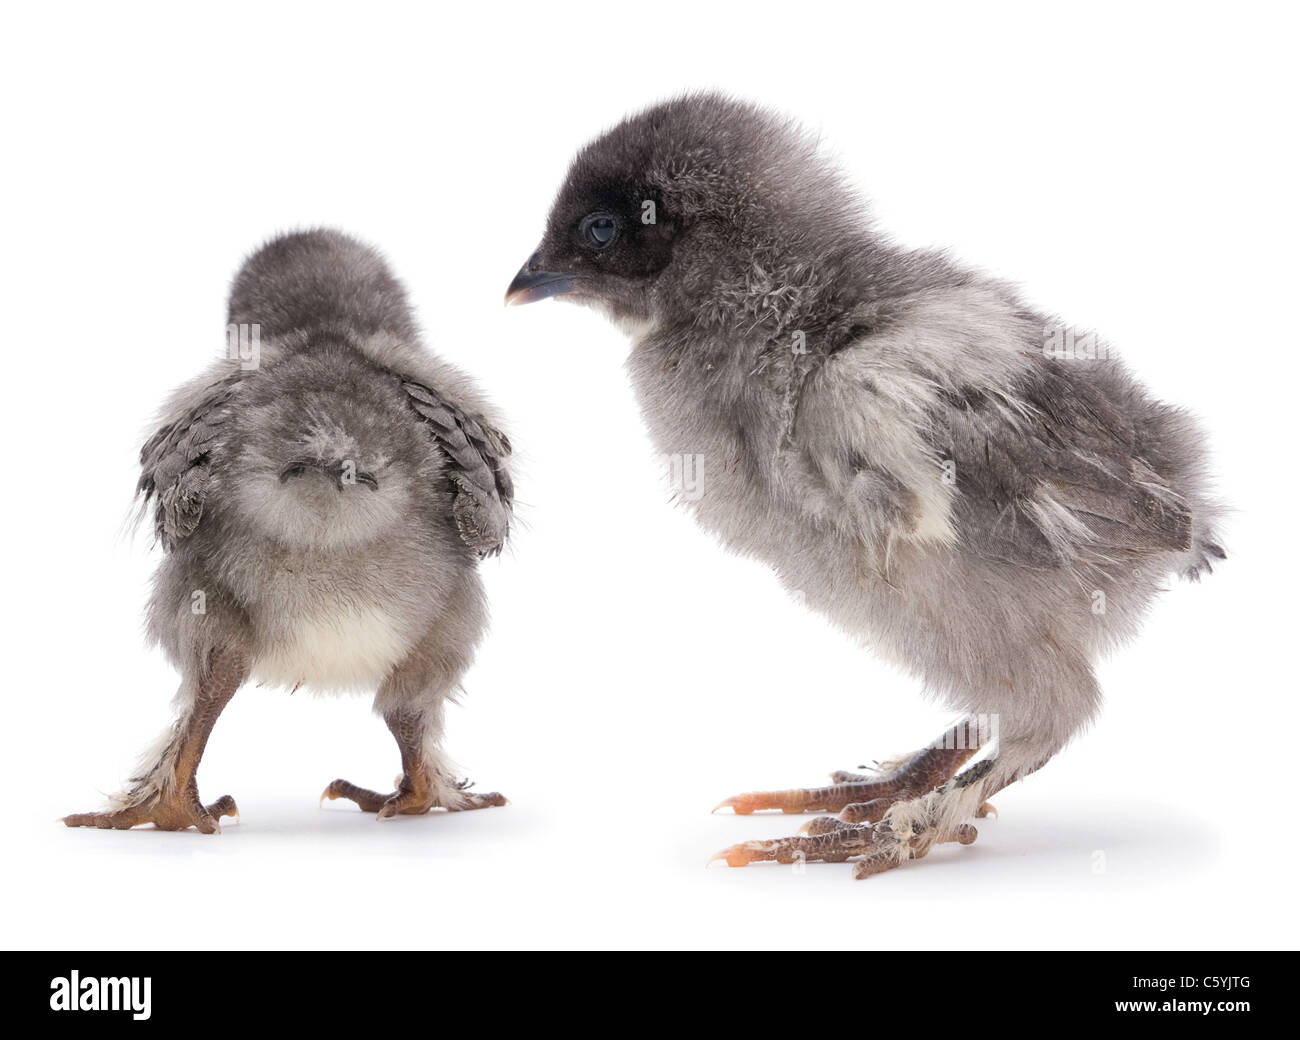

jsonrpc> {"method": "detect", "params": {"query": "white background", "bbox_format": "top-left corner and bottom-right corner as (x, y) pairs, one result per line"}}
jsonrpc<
(2, 1), (1296, 950)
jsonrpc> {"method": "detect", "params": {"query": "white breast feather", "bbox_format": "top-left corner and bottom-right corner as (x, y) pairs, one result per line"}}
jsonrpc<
(252, 605), (412, 693)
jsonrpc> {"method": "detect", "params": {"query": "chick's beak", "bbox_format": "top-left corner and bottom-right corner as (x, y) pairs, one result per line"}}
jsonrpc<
(505, 249), (575, 306)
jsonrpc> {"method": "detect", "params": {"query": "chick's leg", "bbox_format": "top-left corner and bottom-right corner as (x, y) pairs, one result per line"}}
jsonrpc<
(322, 705), (506, 818)
(713, 734), (1061, 879)
(714, 718), (992, 819)
(62, 646), (246, 833)
(323, 614), (506, 819)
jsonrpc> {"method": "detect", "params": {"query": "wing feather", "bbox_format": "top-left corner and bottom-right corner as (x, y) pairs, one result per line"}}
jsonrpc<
(941, 363), (1192, 569)
(401, 379), (513, 556)
(138, 375), (242, 550)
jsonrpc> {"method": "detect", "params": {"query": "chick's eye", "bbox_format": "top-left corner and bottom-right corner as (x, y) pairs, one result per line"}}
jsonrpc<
(580, 212), (618, 250)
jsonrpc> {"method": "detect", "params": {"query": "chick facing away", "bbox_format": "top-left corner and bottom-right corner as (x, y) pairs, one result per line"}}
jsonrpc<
(65, 229), (513, 832)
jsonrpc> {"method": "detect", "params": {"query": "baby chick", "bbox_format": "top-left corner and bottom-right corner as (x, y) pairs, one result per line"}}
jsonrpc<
(66, 229), (512, 832)
(507, 94), (1225, 879)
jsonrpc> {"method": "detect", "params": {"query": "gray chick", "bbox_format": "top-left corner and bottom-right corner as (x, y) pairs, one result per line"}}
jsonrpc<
(506, 94), (1225, 879)
(65, 229), (512, 832)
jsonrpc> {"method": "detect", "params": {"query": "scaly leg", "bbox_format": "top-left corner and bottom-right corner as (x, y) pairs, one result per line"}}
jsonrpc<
(714, 718), (993, 821)
(711, 759), (991, 878)
(713, 744), (1058, 879)
(63, 646), (246, 833)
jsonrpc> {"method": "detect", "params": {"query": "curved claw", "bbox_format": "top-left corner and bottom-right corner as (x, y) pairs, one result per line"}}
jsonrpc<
(975, 801), (998, 819)
(707, 841), (776, 868)
(206, 795), (239, 826)
(319, 780), (360, 807)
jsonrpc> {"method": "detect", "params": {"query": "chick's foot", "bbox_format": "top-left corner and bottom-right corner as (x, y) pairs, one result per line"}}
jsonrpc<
(63, 787), (238, 834)
(710, 792), (979, 880)
(321, 772), (505, 818)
